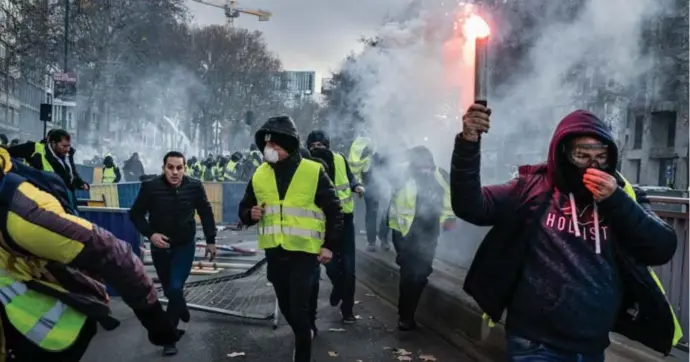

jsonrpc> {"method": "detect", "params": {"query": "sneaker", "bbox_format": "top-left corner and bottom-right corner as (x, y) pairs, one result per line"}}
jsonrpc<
(397, 319), (417, 331)
(162, 344), (178, 356)
(381, 242), (391, 251)
(342, 314), (357, 324)
(329, 288), (342, 307)
(366, 243), (376, 252)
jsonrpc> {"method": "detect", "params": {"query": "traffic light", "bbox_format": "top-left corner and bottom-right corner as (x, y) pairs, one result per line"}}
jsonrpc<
(245, 110), (254, 126)
(39, 103), (52, 122)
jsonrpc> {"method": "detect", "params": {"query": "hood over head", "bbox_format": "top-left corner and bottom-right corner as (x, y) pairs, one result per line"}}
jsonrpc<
(306, 130), (330, 149)
(230, 151), (243, 162)
(407, 145), (436, 170)
(250, 143), (258, 151)
(547, 110), (619, 193)
(309, 147), (335, 181)
(255, 115), (300, 154)
(104, 155), (114, 167)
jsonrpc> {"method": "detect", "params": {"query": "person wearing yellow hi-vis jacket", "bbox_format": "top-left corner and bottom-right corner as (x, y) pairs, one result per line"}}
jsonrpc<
(238, 116), (344, 362)
(0, 148), (180, 361)
(387, 146), (456, 331)
(307, 130), (365, 324)
(453, 106), (681, 361)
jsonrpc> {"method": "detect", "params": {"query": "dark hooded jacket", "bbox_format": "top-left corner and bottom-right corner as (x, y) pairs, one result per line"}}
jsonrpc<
(308, 130), (360, 191)
(103, 156), (121, 183)
(123, 153), (145, 182)
(451, 110), (678, 355)
(238, 116), (344, 252)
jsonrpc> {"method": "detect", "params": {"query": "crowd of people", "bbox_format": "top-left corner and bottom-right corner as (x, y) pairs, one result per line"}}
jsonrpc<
(0, 104), (682, 362)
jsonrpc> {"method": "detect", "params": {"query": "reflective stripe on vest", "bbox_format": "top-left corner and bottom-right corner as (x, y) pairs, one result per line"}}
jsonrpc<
(333, 154), (354, 213)
(32, 143), (54, 173)
(0, 270), (86, 351)
(348, 137), (372, 178)
(102, 167), (116, 183)
(251, 160), (325, 254)
(388, 168), (453, 237)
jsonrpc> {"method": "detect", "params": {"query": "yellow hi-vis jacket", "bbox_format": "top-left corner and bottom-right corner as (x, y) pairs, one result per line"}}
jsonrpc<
(224, 161), (238, 182)
(388, 168), (454, 237)
(102, 167), (116, 183)
(333, 153), (354, 214)
(347, 137), (372, 181)
(31, 143), (54, 172)
(481, 173), (683, 348)
(251, 160), (326, 254)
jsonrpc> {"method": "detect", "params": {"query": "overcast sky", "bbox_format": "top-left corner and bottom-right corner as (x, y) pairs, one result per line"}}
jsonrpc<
(186, 0), (409, 84)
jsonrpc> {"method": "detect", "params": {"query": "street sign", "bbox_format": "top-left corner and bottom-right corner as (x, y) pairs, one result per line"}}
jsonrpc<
(53, 72), (77, 102)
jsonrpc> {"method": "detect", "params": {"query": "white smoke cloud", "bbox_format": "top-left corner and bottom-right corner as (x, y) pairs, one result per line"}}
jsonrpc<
(336, 0), (663, 266)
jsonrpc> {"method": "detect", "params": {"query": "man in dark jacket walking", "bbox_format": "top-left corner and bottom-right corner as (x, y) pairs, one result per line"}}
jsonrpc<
(238, 116), (343, 362)
(129, 151), (217, 356)
(453, 105), (680, 361)
(308, 130), (364, 324)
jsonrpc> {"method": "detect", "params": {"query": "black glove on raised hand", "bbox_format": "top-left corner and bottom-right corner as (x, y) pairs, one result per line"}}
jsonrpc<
(132, 301), (181, 346)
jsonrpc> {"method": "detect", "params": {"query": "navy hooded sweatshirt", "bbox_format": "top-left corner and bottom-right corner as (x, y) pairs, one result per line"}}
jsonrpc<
(450, 110), (678, 354)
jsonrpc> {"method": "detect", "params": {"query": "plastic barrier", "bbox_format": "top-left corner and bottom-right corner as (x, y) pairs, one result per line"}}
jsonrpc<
(78, 207), (142, 297)
(117, 182), (141, 209)
(88, 181), (247, 224)
(222, 182), (246, 224)
(199, 182), (224, 224)
(89, 184), (119, 208)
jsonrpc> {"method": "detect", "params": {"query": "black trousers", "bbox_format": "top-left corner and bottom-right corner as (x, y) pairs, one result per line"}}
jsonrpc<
(1, 306), (97, 362)
(364, 192), (389, 244)
(266, 248), (318, 362)
(392, 230), (435, 322)
(324, 213), (356, 316)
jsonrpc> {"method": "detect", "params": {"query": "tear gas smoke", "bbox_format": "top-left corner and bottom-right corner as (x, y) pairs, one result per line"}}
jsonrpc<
(335, 0), (662, 267)
(73, 65), (204, 173)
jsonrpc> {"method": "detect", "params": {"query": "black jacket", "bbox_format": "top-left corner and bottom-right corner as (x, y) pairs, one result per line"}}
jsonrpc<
(129, 175), (217, 246)
(8, 141), (87, 191)
(238, 153), (344, 252)
(123, 157), (145, 182)
(452, 112), (678, 354)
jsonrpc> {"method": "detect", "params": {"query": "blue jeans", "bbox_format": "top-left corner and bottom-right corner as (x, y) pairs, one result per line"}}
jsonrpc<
(150, 241), (196, 327)
(325, 213), (356, 315)
(507, 335), (605, 362)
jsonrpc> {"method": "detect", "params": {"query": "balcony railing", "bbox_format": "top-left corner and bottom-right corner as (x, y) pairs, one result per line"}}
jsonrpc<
(649, 195), (689, 345)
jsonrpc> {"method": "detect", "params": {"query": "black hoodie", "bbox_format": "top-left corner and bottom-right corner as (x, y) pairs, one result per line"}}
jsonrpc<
(451, 110), (677, 354)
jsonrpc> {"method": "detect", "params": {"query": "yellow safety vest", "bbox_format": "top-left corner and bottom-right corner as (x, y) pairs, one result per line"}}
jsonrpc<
(31, 143), (54, 173)
(481, 173), (684, 348)
(249, 150), (262, 167)
(0, 174), (87, 352)
(102, 167), (116, 183)
(214, 164), (225, 182)
(347, 137), (372, 181)
(251, 160), (325, 254)
(333, 154), (354, 214)
(224, 161), (238, 182)
(388, 168), (454, 237)
(185, 165), (193, 176)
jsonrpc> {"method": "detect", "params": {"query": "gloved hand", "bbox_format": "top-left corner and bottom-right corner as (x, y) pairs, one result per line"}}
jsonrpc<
(133, 301), (181, 346)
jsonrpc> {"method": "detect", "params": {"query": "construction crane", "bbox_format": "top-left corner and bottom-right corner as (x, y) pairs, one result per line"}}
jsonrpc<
(191, 0), (272, 29)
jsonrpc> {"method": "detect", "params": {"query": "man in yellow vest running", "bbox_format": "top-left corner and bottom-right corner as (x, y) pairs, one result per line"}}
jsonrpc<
(387, 146), (456, 331)
(307, 130), (364, 324)
(238, 116), (343, 362)
(0, 148), (180, 361)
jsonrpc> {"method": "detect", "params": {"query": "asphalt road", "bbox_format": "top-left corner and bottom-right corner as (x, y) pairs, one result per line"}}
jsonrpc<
(81, 229), (473, 362)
